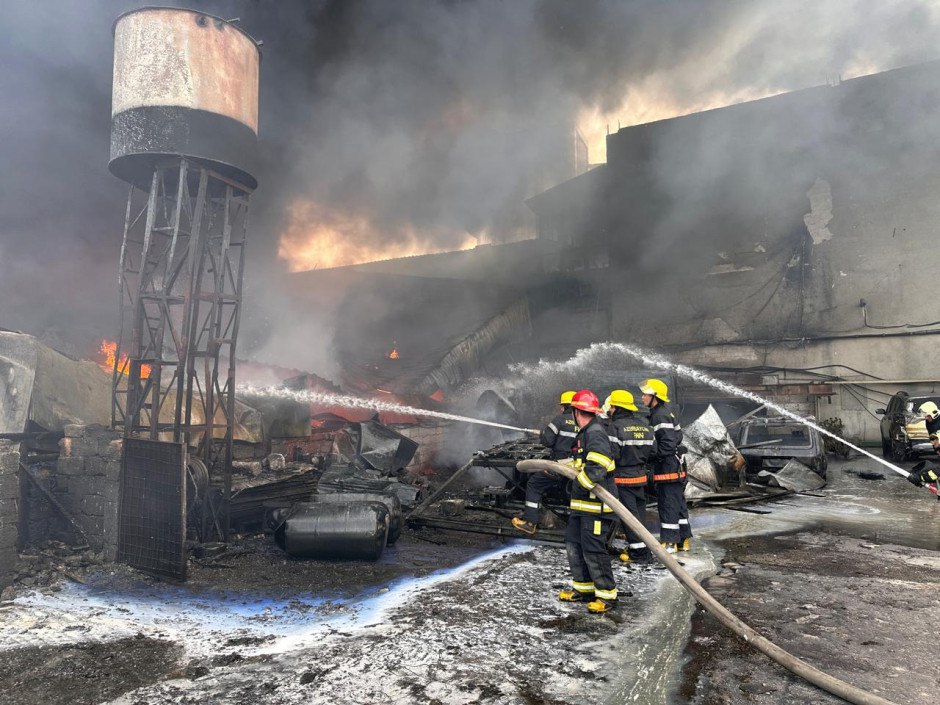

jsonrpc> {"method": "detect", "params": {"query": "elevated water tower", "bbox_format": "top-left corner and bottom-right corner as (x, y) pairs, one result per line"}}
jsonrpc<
(108, 7), (262, 553)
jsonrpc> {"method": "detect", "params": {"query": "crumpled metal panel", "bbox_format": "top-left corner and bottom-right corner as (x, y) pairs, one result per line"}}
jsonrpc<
(758, 459), (826, 492)
(0, 331), (110, 434)
(683, 404), (746, 491)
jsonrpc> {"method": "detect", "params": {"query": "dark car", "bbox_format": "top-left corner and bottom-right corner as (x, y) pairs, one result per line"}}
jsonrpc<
(876, 392), (940, 461)
(732, 417), (827, 478)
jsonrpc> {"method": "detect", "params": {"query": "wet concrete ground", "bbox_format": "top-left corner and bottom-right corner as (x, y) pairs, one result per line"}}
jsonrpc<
(680, 455), (940, 705)
(1, 453), (938, 704)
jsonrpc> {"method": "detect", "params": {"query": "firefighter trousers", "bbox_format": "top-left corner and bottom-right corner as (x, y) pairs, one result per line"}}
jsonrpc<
(565, 514), (617, 599)
(617, 484), (651, 560)
(523, 471), (565, 524)
(656, 482), (692, 544)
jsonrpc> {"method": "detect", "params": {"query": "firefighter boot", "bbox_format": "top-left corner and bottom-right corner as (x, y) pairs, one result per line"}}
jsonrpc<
(679, 538), (692, 552)
(587, 598), (618, 614)
(511, 516), (538, 536)
(559, 589), (592, 602)
(661, 542), (678, 554)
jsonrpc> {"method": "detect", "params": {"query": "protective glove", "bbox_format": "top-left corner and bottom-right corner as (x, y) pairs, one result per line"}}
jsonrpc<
(907, 472), (924, 487)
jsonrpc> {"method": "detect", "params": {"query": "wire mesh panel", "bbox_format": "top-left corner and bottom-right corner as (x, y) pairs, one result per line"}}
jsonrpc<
(118, 438), (187, 580)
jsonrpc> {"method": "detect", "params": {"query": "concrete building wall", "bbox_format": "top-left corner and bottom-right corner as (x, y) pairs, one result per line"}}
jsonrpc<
(676, 335), (940, 442)
(525, 62), (940, 442)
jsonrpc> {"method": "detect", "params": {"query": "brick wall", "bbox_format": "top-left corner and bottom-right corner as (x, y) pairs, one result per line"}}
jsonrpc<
(741, 384), (817, 418)
(55, 425), (122, 560)
(0, 440), (20, 588)
(395, 423), (452, 470)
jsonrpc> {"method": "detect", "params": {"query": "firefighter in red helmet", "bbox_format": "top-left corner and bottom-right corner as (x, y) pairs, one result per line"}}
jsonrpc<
(557, 389), (619, 613)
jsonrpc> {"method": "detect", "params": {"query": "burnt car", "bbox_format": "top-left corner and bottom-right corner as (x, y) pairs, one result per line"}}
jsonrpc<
(876, 392), (940, 461)
(732, 417), (827, 478)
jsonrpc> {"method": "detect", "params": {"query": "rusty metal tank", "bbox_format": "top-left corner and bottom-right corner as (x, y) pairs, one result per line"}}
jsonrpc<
(110, 7), (261, 189)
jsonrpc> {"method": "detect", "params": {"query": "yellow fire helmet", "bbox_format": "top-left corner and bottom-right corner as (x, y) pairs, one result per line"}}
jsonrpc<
(559, 390), (576, 406)
(608, 389), (638, 412)
(639, 378), (670, 403)
(920, 401), (940, 422)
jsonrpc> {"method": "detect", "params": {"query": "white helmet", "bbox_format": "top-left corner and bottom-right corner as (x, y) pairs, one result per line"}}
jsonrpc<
(921, 401), (940, 422)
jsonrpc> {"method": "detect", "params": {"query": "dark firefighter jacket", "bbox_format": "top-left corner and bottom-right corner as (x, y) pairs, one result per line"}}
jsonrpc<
(570, 415), (617, 515)
(540, 410), (579, 460)
(606, 408), (655, 487)
(927, 416), (940, 443)
(649, 403), (686, 483)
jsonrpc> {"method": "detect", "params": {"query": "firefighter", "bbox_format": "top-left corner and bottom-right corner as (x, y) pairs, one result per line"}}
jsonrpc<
(640, 379), (692, 554)
(511, 391), (577, 535)
(919, 401), (940, 453)
(606, 389), (655, 563)
(557, 389), (619, 613)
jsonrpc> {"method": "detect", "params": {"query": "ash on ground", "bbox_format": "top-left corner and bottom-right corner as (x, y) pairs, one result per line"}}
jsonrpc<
(0, 528), (712, 705)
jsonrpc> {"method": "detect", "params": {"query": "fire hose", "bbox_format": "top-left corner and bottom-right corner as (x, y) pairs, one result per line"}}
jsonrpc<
(516, 459), (898, 705)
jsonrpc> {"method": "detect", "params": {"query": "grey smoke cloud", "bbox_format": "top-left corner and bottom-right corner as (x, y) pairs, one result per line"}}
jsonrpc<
(2, 0), (940, 366)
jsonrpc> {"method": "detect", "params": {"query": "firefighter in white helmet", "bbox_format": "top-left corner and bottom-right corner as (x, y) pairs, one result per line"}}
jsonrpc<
(920, 401), (940, 454)
(640, 379), (692, 554)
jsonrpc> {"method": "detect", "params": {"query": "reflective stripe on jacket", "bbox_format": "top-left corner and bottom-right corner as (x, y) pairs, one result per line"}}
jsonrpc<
(569, 416), (617, 515)
(540, 410), (579, 459)
(649, 403), (685, 482)
(606, 408), (654, 484)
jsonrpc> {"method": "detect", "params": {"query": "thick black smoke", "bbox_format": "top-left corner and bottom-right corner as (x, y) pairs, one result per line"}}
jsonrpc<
(1, 0), (939, 367)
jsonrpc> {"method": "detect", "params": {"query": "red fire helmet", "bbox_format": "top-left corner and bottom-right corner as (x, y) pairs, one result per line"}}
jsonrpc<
(569, 389), (601, 414)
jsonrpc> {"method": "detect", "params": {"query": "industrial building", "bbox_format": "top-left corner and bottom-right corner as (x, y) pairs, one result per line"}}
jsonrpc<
(293, 59), (940, 443)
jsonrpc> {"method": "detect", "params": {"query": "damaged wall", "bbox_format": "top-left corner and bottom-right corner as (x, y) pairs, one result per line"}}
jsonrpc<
(523, 61), (940, 440)
(52, 425), (122, 559)
(0, 441), (19, 588)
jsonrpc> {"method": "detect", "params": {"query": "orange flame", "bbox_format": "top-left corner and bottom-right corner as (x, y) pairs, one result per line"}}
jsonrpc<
(385, 343), (400, 360)
(277, 199), (478, 272)
(99, 340), (151, 379)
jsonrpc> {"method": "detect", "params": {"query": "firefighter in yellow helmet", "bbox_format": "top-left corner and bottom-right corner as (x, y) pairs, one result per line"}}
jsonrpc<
(640, 379), (691, 554)
(512, 391), (577, 535)
(605, 389), (655, 563)
(558, 390), (619, 613)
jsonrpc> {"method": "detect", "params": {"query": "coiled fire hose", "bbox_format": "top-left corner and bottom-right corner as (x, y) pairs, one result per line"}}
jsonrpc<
(516, 459), (897, 705)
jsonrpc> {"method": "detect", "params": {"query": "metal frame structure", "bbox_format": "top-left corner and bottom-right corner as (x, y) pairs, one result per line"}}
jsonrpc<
(111, 157), (251, 540)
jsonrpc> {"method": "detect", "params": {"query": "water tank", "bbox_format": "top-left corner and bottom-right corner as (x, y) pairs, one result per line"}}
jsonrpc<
(110, 8), (261, 189)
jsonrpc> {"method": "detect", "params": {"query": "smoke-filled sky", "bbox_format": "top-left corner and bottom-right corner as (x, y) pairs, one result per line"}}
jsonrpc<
(2, 0), (940, 365)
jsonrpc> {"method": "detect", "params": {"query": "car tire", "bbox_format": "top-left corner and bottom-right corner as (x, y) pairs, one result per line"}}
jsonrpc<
(891, 438), (908, 463)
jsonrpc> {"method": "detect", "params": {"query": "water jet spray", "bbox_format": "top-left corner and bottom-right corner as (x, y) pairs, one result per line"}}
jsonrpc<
(238, 385), (540, 435)
(568, 343), (937, 494)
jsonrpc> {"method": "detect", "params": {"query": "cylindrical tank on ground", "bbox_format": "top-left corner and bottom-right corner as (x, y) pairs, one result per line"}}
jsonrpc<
(273, 502), (391, 561)
(313, 491), (403, 544)
(110, 7), (261, 189)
